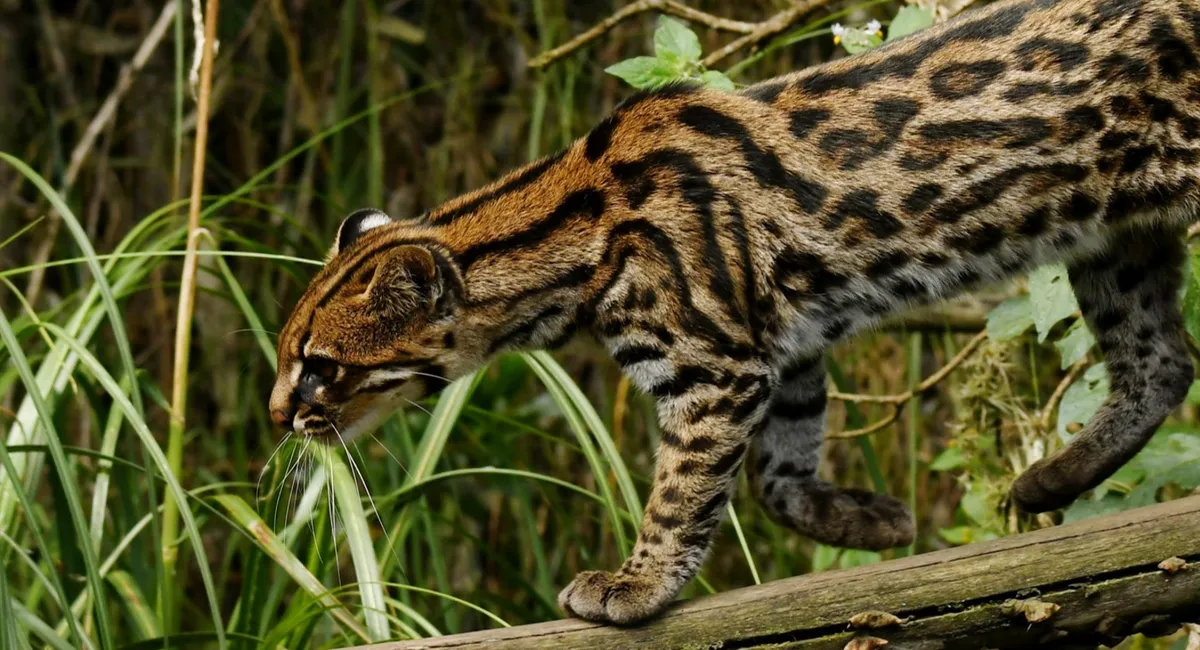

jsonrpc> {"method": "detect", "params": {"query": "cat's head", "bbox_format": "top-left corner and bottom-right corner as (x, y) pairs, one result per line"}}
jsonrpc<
(268, 209), (466, 442)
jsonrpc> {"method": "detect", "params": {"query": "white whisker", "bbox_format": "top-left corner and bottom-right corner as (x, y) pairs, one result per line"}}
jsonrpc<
(369, 432), (410, 480)
(272, 438), (305, 531)
(326, 446), (342, 588)
(333, 423), (404, 577)
(258, 430), (293, 505)
(404, 399), (433, 417)
(405, 370), (452, 384)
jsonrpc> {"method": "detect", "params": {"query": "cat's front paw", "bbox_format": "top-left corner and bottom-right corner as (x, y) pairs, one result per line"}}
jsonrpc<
(557, 570), (673, 625)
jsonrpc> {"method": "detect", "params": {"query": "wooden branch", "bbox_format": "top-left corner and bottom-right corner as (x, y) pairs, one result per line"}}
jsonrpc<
(528, 0), (756, 69)
(529, 0), (835, 70)
(344, 496), (1200, 650)
(701, 0), (836, 68)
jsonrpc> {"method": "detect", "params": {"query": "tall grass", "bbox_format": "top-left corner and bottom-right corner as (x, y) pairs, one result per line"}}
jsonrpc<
(0, 1), (1191, 649)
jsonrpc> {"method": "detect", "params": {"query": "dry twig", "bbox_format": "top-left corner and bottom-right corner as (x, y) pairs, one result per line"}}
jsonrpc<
(162, 0), (218, 593)
(1038, 358), (1087, 432)
(826, 331), (988, 439)
(702, 0), (836, 67)
(529, 0), (834, 69)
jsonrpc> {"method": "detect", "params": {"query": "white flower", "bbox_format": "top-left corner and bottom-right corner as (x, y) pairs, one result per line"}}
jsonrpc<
(865, 19), (883, 35)
(831, 22), (847, 44)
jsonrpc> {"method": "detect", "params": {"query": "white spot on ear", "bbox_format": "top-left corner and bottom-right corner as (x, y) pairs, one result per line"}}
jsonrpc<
(335, 208), (394, 254)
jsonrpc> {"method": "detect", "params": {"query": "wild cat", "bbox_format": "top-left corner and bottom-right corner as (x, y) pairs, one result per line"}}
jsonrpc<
(269, 0), (1200, 624)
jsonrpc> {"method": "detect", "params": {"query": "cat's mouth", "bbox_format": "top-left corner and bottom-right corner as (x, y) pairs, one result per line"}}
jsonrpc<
(293, 416), (339, 443)
(293, 404), (390, 444)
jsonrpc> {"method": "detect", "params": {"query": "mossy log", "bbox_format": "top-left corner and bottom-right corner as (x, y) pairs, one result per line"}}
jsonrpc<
(349, 496), (1200, 649)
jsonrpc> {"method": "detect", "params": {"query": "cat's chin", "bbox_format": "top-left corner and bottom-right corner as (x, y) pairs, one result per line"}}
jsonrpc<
(329, 403), (396, 444)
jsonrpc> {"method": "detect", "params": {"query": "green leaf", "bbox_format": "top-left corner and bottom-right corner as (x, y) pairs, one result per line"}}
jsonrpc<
(1187, 380), (1200, 404)
(1062, 493), (1133, 524)
(700, 70), (735, 92)
(930, 446), (964, 471)
(937, 525), (997, 545)
(838, 549), (882, 568)
(605, 56), (680, 90)
(986, 295), (1034, 340)
(1057, 362), (1109, 442)
(811, 544), (840, 572)
(1029, 264), (1079, 342)
(886, 5), (934, 41)
(654, 16), (702, 64)
(1183, 249), (1200, 344)
(838, 28), (884, 54)
(1053, 320), (1095, 369)
(937, 526), (973, 545)
(959, 488), (992, 526)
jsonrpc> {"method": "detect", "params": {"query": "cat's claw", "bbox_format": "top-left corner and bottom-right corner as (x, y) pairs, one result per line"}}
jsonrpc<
(558, 570), (673, 625)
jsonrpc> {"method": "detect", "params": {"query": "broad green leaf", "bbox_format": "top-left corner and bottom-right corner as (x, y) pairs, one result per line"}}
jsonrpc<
(1183, 249), (1200, 344)
(1029, 264), (1079, 342)
(959, 488), (992, 526)
(886, 5), (934, 41)
(930, 446), (964, 471)
(605, 57), (679, 90)
(1062, 493), (1132, 523)
(986, 295), (1034, 340)
(1053, 320), (1095, 369)
(1057, 362), (1109, 442)
(654, 16), (702, 64)
(700, 70), (735, 92)
(811, 544), (840, 572)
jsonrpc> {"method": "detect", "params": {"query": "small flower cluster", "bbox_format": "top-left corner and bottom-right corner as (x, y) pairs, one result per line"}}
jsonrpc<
(831, 19), (883, 45)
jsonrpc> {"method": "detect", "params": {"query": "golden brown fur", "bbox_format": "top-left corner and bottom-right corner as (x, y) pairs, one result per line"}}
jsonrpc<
(271, 0), (1200, 624)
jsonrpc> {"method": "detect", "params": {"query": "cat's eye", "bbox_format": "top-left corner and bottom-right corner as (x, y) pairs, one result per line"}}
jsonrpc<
(304, 357), (338, 381)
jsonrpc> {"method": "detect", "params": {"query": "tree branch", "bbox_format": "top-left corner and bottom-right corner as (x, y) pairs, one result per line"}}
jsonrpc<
(341, 497), (1200, 650)
(529, 0), (834, 70)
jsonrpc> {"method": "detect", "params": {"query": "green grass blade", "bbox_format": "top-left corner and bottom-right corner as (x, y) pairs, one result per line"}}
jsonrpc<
(727, 503), (760, 585)
(0, 153), (145, 419)
(213, 494), (370, 641)
(30, 322), (225, 649)
(528, 351), (642, 519)
(327, 451), (389, 641)
(407, 374), (479, 483)
(0, 310), (111, 649)
(523, 352), (630, 555)
(10, 601), (73, 650)
(380, 371), (479, 578)
(1, 542), (23, 649)
(107, 571), (160, 640)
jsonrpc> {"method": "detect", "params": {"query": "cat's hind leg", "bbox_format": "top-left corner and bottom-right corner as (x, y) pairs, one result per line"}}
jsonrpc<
(1012, 226), (1193, 512)
(747, 353), (914, 550)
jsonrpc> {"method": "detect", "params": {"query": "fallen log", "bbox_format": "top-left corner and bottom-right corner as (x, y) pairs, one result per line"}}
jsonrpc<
(348, 496), (1200, 650)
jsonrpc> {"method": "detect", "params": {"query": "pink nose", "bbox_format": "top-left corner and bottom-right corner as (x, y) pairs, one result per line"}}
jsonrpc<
(271, 408), (293, 427)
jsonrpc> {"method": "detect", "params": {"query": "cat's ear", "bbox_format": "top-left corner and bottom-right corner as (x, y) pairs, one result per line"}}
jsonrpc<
(333, 208), (392, 256)
(366, 245), (445, 318)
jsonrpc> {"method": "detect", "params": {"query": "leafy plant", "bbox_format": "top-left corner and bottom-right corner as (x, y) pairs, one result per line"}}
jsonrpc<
(605, 17), (735, 91)
(831, 5), (934, 53)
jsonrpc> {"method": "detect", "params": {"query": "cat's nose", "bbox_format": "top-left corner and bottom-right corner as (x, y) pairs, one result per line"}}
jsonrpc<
(271, 406), (295, 428)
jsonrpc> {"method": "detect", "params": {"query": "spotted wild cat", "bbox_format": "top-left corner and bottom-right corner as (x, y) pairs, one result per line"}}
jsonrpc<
(268, 0), (1200, 625)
